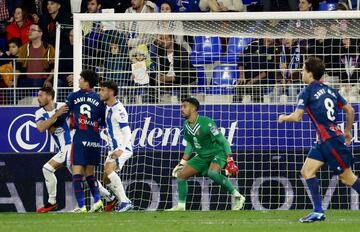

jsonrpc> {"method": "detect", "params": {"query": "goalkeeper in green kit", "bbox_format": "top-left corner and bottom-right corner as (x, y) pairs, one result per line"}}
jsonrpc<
(167, 97), (245, 211)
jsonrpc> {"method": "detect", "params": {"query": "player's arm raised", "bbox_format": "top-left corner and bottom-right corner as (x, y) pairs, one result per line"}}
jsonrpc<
(342, 104), (355, 146)
(36, 105), (69, 133)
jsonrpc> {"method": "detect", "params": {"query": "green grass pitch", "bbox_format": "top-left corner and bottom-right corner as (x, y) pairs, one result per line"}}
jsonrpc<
(1, 210), (360, 232)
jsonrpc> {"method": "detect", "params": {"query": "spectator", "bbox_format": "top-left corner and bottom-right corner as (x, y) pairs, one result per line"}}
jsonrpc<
(102, 31), (134, 102)
(39, 0), (72, 47)
(0, 38), (21, 87)
(159, 0), (173, 12)
(86, 0), (102, 12)
(58, 29), (73, 87)
(6, 7), (34, 45)
(273, 38), (305, 102)
(79, 0), (120, 13)
(333, 38), (360, 100)
(298, 0), (313, 11)
(16, 24), (55, 87)
(151, 34), (197, 101)
(82, 0), (103, 70)
(199, 0), (245, 12)
(262, 0), (298, 11)
(124, 0), (157, 49)
(158, 0), (192, 52)
(233, 38), (280, 103)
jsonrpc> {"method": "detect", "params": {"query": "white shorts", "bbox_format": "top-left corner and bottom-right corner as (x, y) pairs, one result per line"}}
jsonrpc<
(105, 149), (133, 171)
(51, 144), (71, 167)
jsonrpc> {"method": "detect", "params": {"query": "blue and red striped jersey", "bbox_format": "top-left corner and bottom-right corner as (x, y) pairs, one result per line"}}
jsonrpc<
(65, 89), (105, 140)
(297, 81), (347, 143)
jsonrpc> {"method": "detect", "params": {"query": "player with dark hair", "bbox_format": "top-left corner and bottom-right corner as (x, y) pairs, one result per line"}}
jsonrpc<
(99, 80), (133, 212)
(35, 86), (71, 213)
(278, 57), (360, 222)
(167, 97), (245, 211)
(56, 69), (105, 212)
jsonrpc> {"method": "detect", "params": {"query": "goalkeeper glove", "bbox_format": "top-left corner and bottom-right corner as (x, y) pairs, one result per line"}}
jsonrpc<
(225, 156), (239, 176)
(172, 159), (187, 178)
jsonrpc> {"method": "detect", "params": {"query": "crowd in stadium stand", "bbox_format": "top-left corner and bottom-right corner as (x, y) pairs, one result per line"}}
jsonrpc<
(0, 0), (359, 103)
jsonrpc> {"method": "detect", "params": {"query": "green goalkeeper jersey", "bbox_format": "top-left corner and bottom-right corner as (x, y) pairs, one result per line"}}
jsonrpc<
(183, 115), (232, 158)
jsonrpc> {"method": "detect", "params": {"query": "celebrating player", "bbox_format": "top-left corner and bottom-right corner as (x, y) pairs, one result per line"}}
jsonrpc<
(35, 87), (71, 213)
(278, 57), (360, 222)
(99, 81), (133, 212)
(55, 69), (105, 212)
(168, 97), (245, 211)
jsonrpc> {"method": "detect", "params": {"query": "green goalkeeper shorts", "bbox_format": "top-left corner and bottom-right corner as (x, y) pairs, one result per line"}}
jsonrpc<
(187, 152), (227, 176)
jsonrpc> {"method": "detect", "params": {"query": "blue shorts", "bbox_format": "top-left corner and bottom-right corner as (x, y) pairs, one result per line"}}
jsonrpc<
(71, 134), (101, 166)
(308, 136), (353, 174)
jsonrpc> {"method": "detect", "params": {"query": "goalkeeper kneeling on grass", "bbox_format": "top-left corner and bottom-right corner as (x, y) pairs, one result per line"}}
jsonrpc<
(167, 97), (245, 211)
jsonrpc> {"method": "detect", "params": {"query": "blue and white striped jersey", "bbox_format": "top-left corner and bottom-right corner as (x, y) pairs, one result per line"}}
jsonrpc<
(105, 100), (132, 152)
(35, 102), (72, 149)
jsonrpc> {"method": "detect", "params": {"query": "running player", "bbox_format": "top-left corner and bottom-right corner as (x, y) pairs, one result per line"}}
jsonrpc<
(278, 57), (360, 222)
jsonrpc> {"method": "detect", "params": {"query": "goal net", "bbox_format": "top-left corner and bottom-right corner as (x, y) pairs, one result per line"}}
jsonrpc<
(73, 11), (360, 211)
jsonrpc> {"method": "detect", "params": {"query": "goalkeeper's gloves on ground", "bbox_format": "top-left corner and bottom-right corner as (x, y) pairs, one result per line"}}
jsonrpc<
(225, 156), (239, 176)
(172, 159), (187, 178)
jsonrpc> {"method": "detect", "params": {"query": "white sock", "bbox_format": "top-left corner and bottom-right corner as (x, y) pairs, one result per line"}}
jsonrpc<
(97, 180), (112, 199)
(107, 171), (130, 203)
(43, 163), (57, 205)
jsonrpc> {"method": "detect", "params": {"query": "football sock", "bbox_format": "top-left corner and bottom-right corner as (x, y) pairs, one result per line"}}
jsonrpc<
(86, 175), (100, 203)
(207, 170), (236, 194)
(97, 180), (112, 198)
(42, 163), (57, 205)
(306, 177), (323, 213)
(177, 178), (188, 204)
(107, 171), (130, 202)
(72, 174), (85, 208)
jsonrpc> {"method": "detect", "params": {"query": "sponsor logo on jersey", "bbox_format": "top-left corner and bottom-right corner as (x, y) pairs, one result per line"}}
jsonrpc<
(82, 141), (100, 147)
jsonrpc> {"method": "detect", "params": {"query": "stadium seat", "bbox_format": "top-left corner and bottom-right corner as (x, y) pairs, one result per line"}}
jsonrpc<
(206, 65), (239, 95)
(192, 66), (206, 93)
(318, 2), (337, 11)
(220, 37), (252, 64)
(190, 36), (222, 65)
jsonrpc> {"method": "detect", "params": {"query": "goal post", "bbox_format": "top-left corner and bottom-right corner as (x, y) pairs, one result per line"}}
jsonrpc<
(73, 11), (360, 211)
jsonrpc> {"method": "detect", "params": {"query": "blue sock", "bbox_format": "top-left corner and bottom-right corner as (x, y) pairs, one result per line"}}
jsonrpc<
(73, 174), (85, 208)
(351, 178), (360, 194)
(306, 177), (323, 213)
(86, 175), (100, 203)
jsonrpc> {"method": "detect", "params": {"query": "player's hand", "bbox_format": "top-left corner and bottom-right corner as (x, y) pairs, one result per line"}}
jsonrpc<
(278, 114), (287, 123)
(55, 105), (69, 117)
(344, 131), (352, 146)
(172, 159), (187, 178)
(111, 150), (123, 159)
(225, 156), (239, 176)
